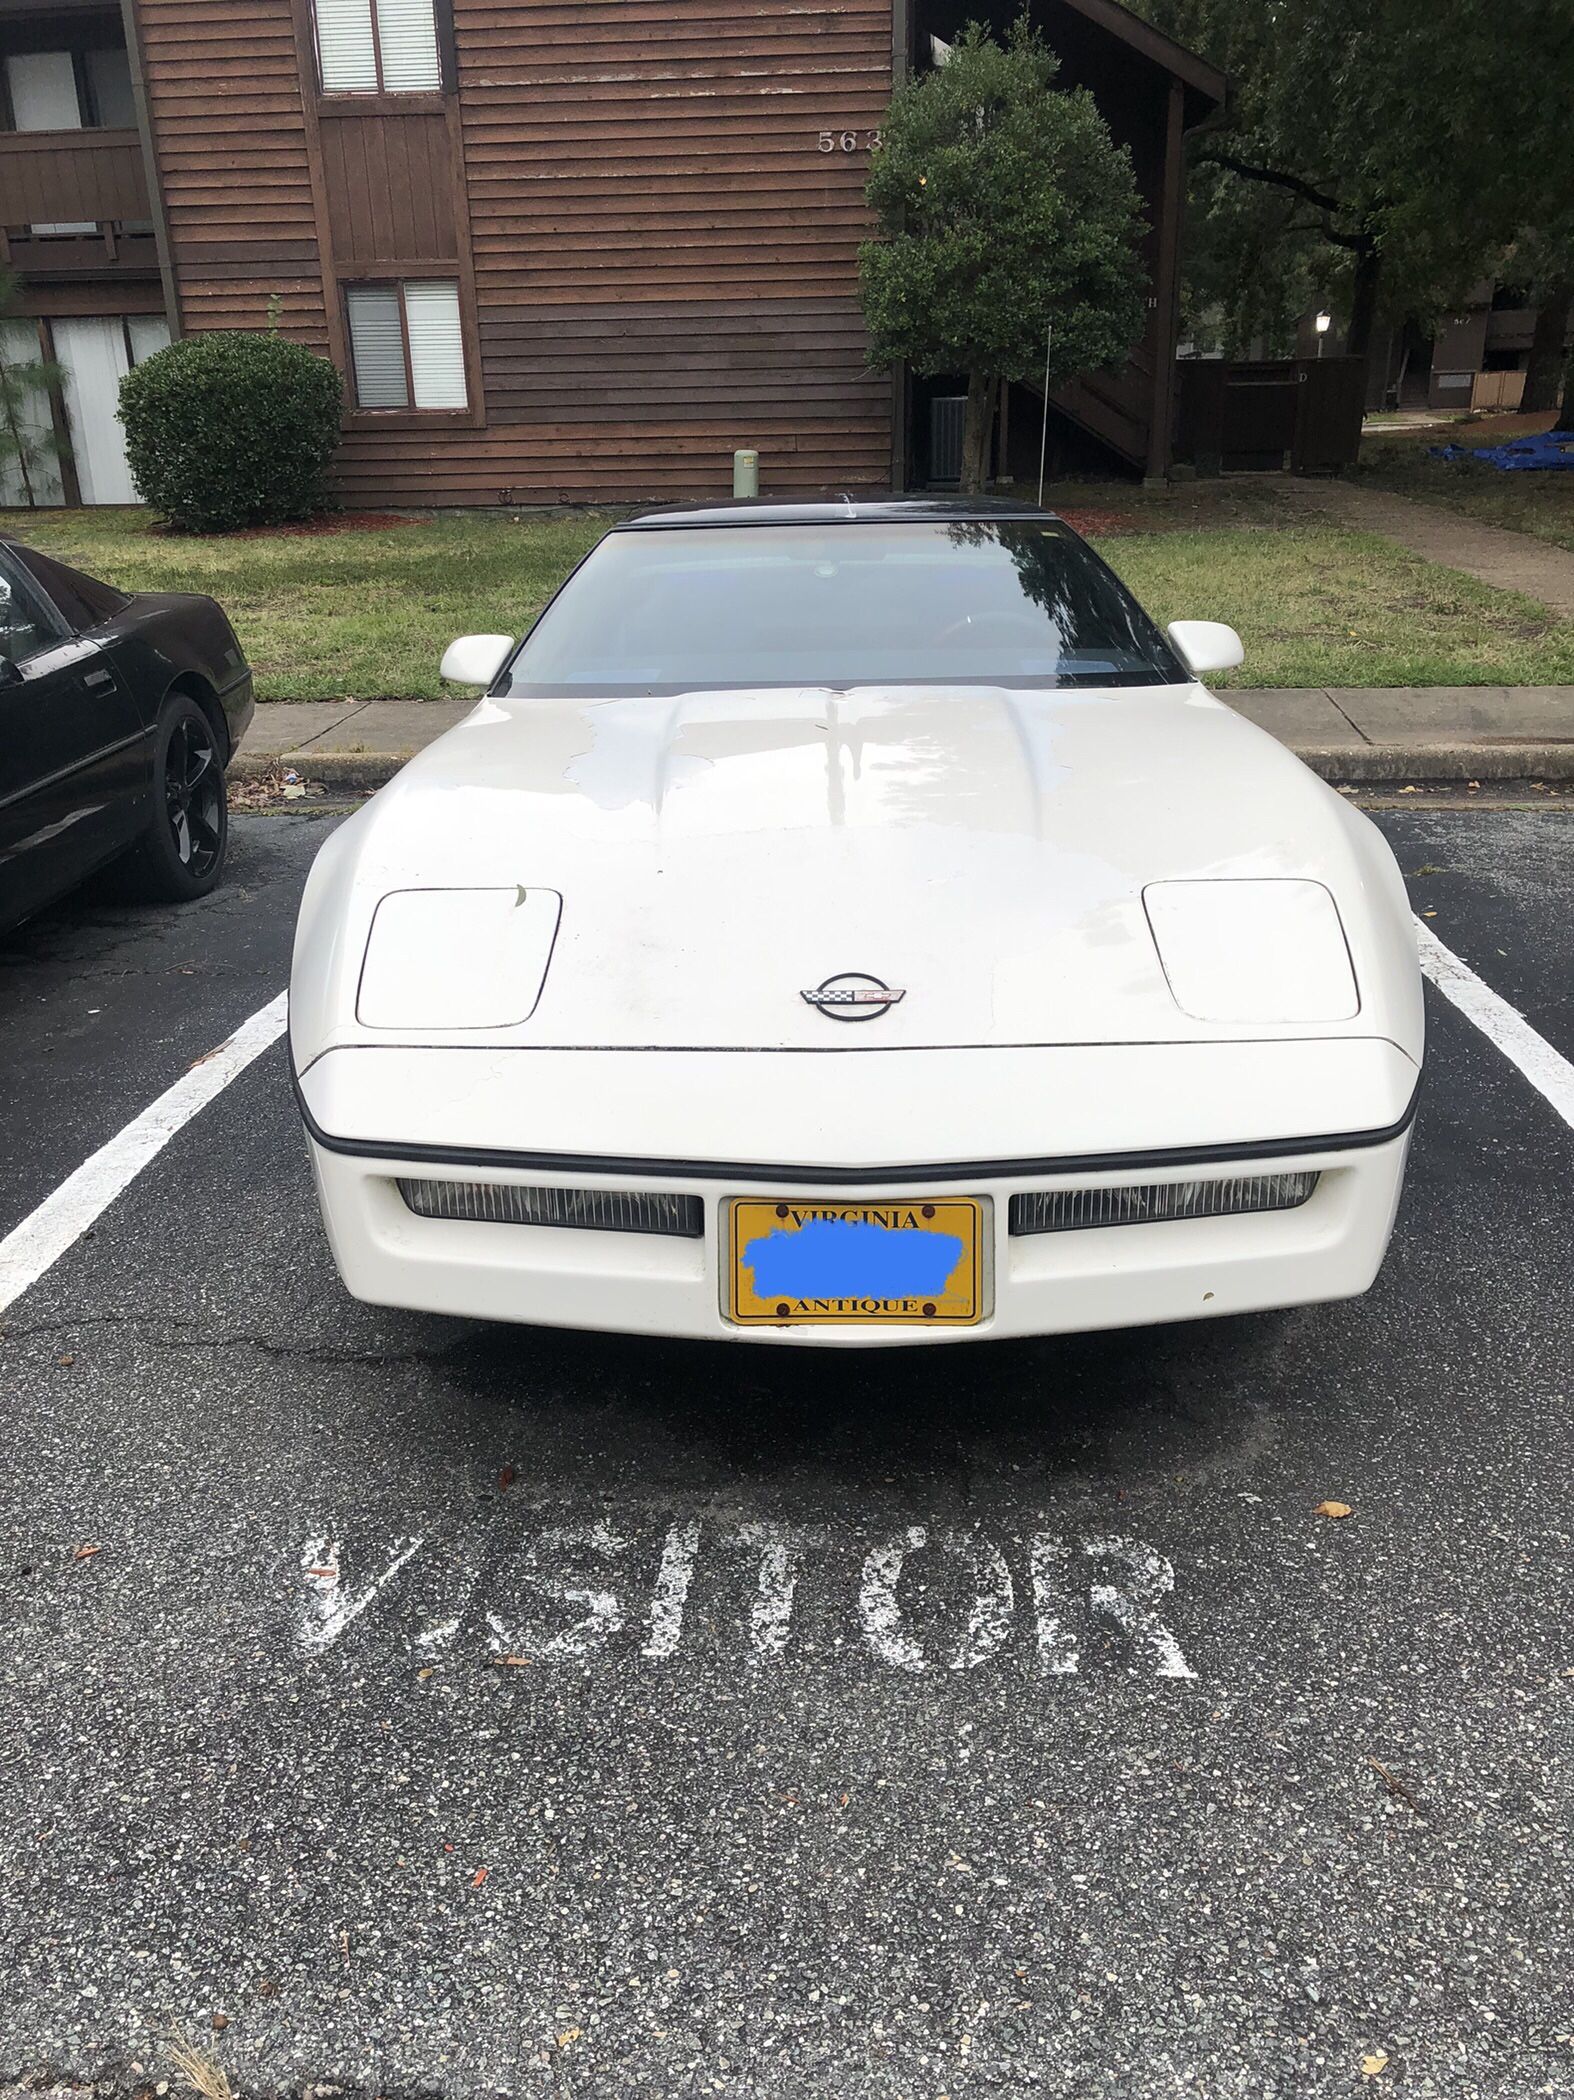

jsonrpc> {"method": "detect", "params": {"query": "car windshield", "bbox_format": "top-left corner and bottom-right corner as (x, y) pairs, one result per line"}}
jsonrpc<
(500, 520), (1187, 695)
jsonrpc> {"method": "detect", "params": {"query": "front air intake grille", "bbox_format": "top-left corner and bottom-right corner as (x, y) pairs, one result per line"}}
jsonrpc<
(398, 1179), (704, 1238)
(1010, 1171), (1318, 1236)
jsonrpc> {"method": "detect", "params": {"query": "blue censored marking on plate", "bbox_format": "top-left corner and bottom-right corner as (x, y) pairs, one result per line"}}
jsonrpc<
(742, 1217), (966, 1298)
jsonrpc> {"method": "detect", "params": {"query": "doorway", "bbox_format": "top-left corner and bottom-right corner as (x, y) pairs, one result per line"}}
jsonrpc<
(43, 313), (170, 505)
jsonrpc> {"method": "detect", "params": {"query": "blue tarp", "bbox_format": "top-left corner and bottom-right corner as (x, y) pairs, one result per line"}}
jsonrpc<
(1428, 431), (1574, 472)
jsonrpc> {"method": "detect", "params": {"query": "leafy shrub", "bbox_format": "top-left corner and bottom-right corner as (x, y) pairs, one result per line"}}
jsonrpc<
(119, 331), (343, 533)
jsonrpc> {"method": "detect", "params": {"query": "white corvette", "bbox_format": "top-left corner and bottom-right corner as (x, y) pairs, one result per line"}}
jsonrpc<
(289, 499), (1423, 1347)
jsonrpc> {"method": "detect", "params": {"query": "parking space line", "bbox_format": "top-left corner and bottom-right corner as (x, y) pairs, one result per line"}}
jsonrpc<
(0, 990), (288, 1315)
(1414, 919), (1574, 1132)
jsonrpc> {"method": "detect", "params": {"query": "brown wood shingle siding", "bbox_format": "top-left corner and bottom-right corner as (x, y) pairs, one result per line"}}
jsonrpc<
(131, 0), (895, 501)
(132, 0), (328, 344)
(414, 0), (893, 500)
(479, 300), (886, 422)
(331, 416), (881, 505)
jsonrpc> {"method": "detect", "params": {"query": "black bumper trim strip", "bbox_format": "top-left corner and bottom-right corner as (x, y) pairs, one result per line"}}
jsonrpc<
(290, 1064), (1420, 1187)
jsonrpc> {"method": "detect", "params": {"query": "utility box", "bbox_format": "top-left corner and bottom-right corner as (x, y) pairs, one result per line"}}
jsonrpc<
(733, 449), (759, 498)
(928, 396), (967, 485)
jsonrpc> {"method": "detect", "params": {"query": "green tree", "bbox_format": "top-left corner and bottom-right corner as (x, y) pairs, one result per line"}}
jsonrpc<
(1501, 246), (1562, 418)
(1503, 230), (1574, 427)
(1133, 0), (1572, 382)
(1176, 160), (1333, 357)
(0, 270), (64, 509)
(1521, 284), (1570, 418)
(859, 19), (1146, 492)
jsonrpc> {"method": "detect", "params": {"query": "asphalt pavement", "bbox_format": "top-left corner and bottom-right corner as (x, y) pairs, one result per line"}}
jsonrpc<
(0, 807), (1571, 2099)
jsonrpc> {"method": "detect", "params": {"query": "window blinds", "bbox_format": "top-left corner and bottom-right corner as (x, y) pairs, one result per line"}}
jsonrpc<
(345, 285), (409, 408)
(403, 282), (467, 408)
(345, 284), (467, 410)
(315, 0), (441, 92)
(374, 0), (443, 91)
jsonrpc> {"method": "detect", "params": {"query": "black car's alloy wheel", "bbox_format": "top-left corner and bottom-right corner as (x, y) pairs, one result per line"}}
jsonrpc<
(164, 711), (224, 879)
(119, 691), (229, 903)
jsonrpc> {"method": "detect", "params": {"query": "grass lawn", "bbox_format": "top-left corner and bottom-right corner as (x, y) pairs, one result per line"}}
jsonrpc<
(1355, 422), (1574, 557)
(3, 502), (1571, 696)
(0, 507), (616, 703)
(1105, 524), (1574, 688)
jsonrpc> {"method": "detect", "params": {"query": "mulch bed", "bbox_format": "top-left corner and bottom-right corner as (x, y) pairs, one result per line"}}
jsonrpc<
(150, 511), (430, 540)
(229, 510), (429, 538)
(1053, 506), (1146, 535)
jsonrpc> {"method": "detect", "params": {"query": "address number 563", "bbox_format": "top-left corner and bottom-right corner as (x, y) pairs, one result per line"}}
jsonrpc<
(818, 129), (881, 152)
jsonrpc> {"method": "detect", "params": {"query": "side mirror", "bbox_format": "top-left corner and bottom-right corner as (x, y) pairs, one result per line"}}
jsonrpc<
(440, 633), (514, 688)
(1165, 619), (1244, 678)
(0, 655), (21, 689)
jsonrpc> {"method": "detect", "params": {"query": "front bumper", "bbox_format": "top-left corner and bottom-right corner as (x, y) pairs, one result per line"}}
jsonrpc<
(296, 1041), (1417, 1347)
(304, 1131), (1410, 1346)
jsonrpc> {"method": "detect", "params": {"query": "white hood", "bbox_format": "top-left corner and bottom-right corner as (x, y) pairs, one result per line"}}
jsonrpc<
(289, 681), (1423, 1066)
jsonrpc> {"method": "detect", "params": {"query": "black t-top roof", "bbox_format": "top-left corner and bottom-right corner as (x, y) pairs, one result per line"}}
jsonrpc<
(617, 495), (1067, 531)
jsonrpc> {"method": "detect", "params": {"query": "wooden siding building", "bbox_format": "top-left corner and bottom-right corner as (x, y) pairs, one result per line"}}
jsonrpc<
(0, 0), (1222, 507)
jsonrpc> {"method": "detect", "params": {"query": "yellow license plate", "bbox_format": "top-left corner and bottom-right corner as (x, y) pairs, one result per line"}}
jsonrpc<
(727, 1197), (984, 1326)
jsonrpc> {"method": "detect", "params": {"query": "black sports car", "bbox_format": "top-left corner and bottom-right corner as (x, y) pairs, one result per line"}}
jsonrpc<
(0, 535), (252, 934)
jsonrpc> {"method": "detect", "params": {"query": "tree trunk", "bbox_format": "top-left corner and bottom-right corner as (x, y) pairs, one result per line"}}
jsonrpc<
(960, 368), (997, 492)
(1345, 243), (1380, 354)
(1345, 241), (1382, 405)
(1524, 287), (1572, 414)
(1556, 344), (1574, 435)
(0, 378), (36, 508)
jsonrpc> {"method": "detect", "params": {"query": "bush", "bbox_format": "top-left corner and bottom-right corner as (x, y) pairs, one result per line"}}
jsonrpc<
(119, 331), (344, 532)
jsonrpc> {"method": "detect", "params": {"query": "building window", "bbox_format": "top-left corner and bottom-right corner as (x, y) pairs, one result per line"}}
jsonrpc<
(314, 0), (442, 94)
(4, 50), (86, 132)
(0, 551), (61, 662)
(2, 45), (135, 131)
(345, 282), (467, 410)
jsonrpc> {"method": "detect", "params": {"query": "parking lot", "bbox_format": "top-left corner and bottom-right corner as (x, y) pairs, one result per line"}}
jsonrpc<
(1, 803), (1571, 2098)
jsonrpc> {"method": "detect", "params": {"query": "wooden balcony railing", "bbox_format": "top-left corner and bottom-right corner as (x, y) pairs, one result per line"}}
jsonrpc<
(2, 228), (159, 276)
(0, 126), (149, 232)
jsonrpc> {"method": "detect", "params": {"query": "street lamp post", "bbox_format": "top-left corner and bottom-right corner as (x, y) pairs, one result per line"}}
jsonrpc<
(1315, 311), (1332, 361)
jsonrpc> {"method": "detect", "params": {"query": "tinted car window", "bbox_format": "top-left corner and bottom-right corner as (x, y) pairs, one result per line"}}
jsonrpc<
(501, 522), (1187, 696)
(10, 544), (130, 632)
(0, 551), (61, 665)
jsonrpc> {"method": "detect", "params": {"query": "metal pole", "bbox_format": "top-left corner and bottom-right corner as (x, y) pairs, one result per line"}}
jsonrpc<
(1037, 322), (1052, 506)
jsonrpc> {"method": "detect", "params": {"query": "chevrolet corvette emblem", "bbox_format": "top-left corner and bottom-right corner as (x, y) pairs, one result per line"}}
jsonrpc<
(801, 972), (907, 1021)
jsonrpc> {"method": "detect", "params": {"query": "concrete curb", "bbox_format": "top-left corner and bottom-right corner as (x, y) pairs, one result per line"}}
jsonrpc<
(234, 742), (1574, 794)
(1295, 743), (1574, 784)
(234, 749), (418, 792)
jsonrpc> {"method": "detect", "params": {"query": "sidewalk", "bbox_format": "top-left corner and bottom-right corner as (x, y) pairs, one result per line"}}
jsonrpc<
(233, 686), (1574, 791)
(1228, 683), (1574, 780)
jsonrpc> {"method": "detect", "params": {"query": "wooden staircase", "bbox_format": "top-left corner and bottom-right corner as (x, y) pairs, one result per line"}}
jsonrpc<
(1017, 344), (1156, 475)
